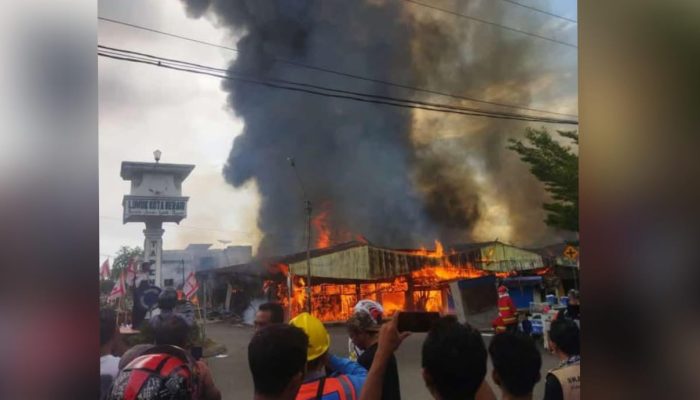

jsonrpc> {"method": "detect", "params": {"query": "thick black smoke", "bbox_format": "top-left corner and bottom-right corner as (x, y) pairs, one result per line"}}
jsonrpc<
(180, 0), (577, 255)
(406, 1), (578, 247)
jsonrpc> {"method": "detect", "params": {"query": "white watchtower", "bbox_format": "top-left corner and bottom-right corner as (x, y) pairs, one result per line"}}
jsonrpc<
(120, 151), (195, 287)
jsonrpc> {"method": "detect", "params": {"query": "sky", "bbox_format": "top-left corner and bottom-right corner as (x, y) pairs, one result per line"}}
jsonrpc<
(98, 0), (577, 265)
(98, 0), (261, 262)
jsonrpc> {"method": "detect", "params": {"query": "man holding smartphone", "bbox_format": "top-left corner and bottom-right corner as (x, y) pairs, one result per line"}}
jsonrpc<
(360, 314), (496, 400)
(347, 302), (401, 400)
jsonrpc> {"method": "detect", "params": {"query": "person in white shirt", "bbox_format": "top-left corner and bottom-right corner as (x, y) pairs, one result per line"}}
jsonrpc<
(100, 308), (121, 379)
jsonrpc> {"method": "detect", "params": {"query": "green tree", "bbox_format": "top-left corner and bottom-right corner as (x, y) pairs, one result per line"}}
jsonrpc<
(508, 127), (578, 232)
(111, 246), (143, 281)
(100, 246), (143, 295)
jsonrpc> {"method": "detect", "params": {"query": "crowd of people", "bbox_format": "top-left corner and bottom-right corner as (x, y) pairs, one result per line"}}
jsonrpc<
(100, 289), (580, 400)
(100, 289), (222, 400)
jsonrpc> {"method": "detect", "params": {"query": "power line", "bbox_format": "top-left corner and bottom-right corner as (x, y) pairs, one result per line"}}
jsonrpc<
(99, 16), (239, 52)
(501, 0), (577, 24)
(98, 45), (578, 125)
(99, 49), (575, 124)
(402, 0), (577, 48)
(99, 47), (576, 124)
(98, 44), (572, 122)
(98, 16), (576, 118)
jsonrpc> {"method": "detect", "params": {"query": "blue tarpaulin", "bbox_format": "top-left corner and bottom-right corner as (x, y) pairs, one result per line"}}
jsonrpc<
(503, 276), (542, 309)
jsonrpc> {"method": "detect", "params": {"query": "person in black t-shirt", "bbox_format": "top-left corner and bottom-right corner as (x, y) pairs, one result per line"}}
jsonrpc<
(557, 289), (580, 323)
(347, 309), (401, 400)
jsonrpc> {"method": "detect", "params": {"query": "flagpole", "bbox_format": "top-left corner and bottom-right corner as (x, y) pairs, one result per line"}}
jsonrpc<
(202, 277), (207, 341)
(118, 289), (124, 327)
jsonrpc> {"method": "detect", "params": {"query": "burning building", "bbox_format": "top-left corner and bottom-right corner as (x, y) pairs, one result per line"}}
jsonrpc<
(176, 0), (577, 326)
(264, 239), (549, 323)
(533, 242), (580, 295)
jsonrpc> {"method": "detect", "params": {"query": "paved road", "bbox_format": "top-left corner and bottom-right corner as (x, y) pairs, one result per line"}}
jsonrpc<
(203, 321), (558, 400)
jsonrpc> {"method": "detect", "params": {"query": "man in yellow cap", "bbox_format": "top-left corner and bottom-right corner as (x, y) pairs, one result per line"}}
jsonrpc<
(290, 312), (367, 400)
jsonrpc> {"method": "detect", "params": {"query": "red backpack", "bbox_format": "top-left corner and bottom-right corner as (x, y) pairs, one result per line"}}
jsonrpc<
(107, 345), (200, 400)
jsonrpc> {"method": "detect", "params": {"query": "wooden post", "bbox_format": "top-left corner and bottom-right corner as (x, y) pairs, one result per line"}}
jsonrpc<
(441, 286), (449, 314)
(449, 281), (467, 323)
(406, 274), (415, 311)
(225, 282), (233, 312)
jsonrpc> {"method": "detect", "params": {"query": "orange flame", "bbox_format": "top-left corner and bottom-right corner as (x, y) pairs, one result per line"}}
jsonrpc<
(267, 239), (549, 323)
(414, 290), (443, 312)
(406, 240), (454, 257)
(311, 203), (360, 249)
(312, 208), (331, 249)
(267, 263), (289, 275)
(494, 271), (517, 278)
(434, 240), (444, 257)
(411, 265), (486, 282)
(534, 266), (552, 276)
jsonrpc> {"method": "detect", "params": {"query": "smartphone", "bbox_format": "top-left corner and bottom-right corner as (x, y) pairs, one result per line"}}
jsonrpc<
(397, 311), (440, 332)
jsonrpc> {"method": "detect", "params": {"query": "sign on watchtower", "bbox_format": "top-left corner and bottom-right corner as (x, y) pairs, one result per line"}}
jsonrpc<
(121, 150), (195, 287)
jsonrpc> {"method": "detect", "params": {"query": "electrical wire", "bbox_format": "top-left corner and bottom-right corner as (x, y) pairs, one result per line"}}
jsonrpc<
(500, 0), (577, 24)
(98, 16), (577, 118)
(99, 49), (575, 124)
(98, 44), (573, 122)
(402, 0), (577, 48)
(98, 45), (578, 125)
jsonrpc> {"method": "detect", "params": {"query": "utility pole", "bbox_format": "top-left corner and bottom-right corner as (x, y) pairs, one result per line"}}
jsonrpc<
(305, 199), (312, 313)
(288, 157), (313, 313)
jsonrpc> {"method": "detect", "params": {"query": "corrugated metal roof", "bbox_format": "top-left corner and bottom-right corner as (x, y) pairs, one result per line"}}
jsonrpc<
(209, 240), (549, 282)
(196, 261), (265, 279)
(447, 241), (545, 272)
(530, 243), (579, 268)
(530, 243), (569, 257)
(274, 241), (368, 265)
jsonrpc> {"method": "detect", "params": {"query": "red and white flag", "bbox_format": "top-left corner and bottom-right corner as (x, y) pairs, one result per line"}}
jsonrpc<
(100, 258), (110, 280)
(183, 271), (200, 299)
(124, 259), (137, 286)
(108, 271), (126, 302)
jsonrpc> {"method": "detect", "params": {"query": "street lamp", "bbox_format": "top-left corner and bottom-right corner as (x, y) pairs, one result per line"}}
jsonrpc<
(153, 149), (162, 163)
(288, 157), (313, 313)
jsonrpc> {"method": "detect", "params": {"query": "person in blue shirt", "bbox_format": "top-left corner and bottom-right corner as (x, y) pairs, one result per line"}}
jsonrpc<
(290, 312), (367, 400)
(519, 312), (533, 336)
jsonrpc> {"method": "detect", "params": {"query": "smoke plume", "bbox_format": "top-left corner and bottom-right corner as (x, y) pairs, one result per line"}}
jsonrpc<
(180, 0), (577, 256)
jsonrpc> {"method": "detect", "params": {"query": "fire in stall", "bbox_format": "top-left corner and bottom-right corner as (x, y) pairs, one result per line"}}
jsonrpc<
(265, 205), (551, 322)
(265, 239), (493, 322)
